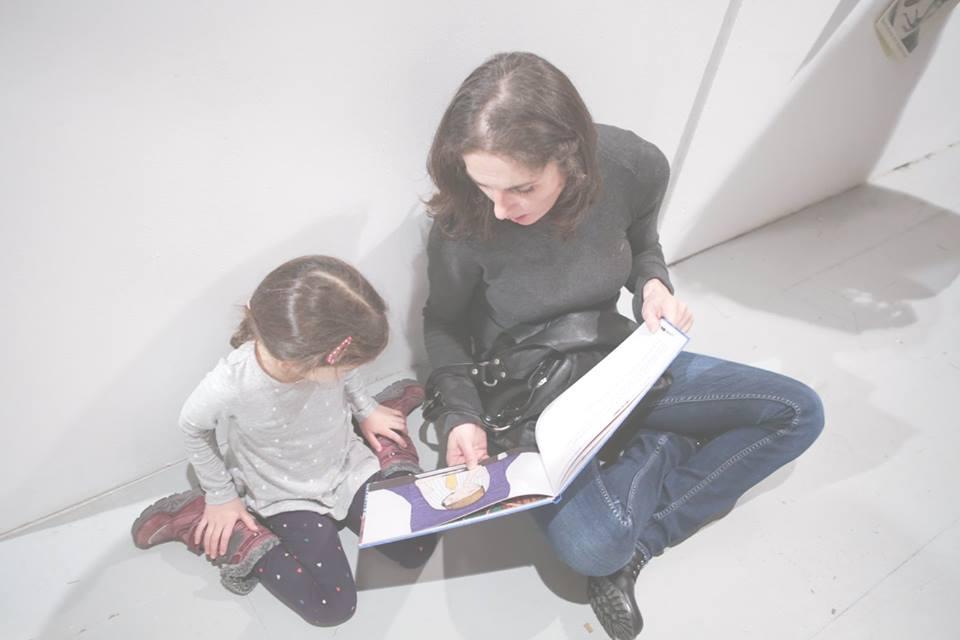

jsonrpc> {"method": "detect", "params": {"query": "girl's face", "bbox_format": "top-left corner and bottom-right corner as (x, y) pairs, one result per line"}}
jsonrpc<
(303, 366), (350, 384)
(462, 151), (566, 226)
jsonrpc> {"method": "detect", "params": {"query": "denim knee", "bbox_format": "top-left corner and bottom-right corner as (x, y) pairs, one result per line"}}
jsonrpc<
(788, 381), (825, 453)
(535, 505), (636, 577)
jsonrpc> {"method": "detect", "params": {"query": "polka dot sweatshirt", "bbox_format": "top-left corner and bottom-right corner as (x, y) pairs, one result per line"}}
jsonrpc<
(179, 341), (380, 520)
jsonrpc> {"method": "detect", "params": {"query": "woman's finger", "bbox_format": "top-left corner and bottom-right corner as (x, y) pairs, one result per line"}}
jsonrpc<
(642, 303), (661, 333)
(461, 437), (478, 469)
(472, 430), (489, 463)
(663, 298), (682, 324)
(446, 439), (464, 466)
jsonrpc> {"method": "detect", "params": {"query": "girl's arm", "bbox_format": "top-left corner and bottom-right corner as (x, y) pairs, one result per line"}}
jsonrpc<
(179, 375), (239, 505)
(179, 370), (259, 559)
(344, 368), (377, 422)
(345, 369), (408, 451)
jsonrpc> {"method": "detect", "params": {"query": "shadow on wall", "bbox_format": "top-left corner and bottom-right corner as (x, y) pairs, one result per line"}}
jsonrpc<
(666, 0), (953, 261)
(793, 0), (863, 77)
(353, 201), (433, 378)
(1, 204), (433, 538)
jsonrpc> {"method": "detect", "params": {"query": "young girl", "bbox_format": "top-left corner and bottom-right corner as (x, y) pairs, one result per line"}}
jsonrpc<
(131, 255), (437, 626)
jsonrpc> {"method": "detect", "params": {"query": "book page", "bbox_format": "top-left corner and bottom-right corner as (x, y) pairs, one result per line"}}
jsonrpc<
(536, 321), (688, 492)
(359, 447), (554, 547)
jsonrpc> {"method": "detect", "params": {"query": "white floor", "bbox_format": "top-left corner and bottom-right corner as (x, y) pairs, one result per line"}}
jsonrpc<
(3, 144), (959, 640)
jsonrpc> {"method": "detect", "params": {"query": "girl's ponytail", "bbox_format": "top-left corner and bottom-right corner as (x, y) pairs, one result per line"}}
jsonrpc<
(230, 307), (256, 349)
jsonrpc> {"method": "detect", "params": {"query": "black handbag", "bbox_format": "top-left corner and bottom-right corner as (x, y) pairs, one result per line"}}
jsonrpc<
(422, 311), (666, 452)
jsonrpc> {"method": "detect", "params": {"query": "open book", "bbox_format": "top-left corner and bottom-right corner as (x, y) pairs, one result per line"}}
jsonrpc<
(359, 320), (689, 547)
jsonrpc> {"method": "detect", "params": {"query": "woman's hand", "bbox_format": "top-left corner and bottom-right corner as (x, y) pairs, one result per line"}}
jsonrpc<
(446, 422), (489, 469)
(641, 278), (694, 333)
(195, 497), (259, 560)
(359, 405), (408, 452)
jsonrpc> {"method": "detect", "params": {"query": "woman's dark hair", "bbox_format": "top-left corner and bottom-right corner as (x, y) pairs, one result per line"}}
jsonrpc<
(229, 255), (388, 371)
(426, 51), (601, 238)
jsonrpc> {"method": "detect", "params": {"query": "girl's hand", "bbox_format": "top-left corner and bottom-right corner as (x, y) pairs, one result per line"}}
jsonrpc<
(641, 278), (694, 333)
(359, 405), (408, 452)
(446, 423), (489, 469)
(195, 497), (259, 561)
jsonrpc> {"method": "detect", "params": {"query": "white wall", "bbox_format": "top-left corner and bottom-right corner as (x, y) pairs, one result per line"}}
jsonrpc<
(873, 5), (960, 175)
(3, 0), (957, 535)
(661, 0), (960, 261)
(0, 1), (726, 534)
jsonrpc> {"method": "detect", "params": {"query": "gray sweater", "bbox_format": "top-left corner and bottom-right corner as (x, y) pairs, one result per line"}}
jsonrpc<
(423, 124), (673, 435)
(179, 341), (380, 519)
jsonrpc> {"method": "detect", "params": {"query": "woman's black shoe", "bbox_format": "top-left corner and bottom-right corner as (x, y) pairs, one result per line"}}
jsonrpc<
(587, 550), (648, 639)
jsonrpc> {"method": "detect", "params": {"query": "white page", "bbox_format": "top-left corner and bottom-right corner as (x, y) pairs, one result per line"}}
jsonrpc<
(536, 321), (688, 492)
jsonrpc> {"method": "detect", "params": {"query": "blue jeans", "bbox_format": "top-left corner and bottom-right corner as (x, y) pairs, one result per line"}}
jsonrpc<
(531, 351), (824, 577)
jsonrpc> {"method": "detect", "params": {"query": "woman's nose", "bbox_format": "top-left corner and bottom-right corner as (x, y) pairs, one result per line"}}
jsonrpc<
(491, 191), (510, 219)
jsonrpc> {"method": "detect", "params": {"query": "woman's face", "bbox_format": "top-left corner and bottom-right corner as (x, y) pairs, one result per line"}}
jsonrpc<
(462, 152), (566, 226)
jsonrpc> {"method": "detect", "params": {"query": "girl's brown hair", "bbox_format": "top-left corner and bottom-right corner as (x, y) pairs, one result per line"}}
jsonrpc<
(426, 51), (601, 239)
(230, 255), (388, 371)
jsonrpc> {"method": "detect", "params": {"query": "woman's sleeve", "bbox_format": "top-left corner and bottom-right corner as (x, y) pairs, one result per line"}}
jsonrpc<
(624, 139), (674, 322)
(422, 224), (486, 437)
(344, 368), (377, 421)
(179, 370), (239, 505)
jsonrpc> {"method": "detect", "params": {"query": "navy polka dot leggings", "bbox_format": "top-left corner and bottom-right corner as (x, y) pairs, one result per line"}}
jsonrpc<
(253, 473), (437, 626)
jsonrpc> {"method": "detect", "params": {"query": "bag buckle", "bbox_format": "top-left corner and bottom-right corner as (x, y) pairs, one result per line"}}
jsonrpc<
(481, 409), (526, 432)
(472, 358), (507, 388)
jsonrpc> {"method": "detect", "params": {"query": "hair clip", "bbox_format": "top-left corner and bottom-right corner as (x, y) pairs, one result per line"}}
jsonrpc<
(325, 336), (353, 365)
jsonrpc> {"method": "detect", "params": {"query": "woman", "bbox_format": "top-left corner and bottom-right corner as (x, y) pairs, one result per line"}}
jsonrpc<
(421, 52), (823, 640)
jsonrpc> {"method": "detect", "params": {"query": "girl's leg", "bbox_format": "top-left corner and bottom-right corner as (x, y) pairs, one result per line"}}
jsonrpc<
(255, 511), (357, 627)
(345, 473), (438, 568)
